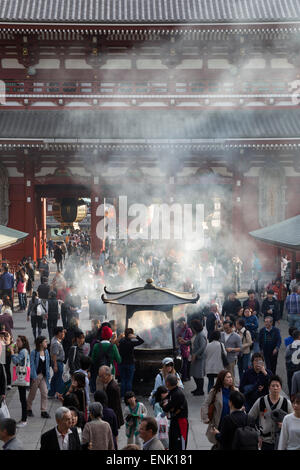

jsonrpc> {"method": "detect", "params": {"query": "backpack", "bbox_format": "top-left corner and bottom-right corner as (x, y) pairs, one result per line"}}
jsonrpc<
(95, 342), (113, 368)
(34, 300), (46, 317)
(231, 414), (259, 450)
(259, 396), (288, 414)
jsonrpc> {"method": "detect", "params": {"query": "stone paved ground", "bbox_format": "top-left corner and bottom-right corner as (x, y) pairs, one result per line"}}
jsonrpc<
(4, 265), (289, 450)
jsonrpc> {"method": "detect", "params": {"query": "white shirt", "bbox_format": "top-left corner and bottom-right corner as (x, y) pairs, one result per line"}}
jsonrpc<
(55, 427), (72, 450)
(224, 332), (231, 343)
(278, 413), (300, 450)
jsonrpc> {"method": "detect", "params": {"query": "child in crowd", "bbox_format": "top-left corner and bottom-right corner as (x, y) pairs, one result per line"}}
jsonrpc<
(153, 385), (169, 449)
(124, 391), (147, 447)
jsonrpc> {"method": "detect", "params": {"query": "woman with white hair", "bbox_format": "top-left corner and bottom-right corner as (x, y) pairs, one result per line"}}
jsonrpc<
(81, 402), (115, 450)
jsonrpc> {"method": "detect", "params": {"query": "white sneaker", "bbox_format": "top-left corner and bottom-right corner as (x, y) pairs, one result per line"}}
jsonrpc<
(16, 421), (27, 428)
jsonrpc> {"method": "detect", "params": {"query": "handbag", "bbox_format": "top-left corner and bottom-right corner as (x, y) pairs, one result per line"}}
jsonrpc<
(12, 350), (30, 387)
(220, 342), (229, 368)
(0, 399), (10, 418)
(207, 402), (215, 422)
(62, 346), (77, 383)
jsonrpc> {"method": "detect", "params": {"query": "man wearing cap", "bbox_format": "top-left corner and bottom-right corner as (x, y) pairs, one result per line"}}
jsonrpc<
(149, 358), (183, 405)
(176, 318), (193, 382)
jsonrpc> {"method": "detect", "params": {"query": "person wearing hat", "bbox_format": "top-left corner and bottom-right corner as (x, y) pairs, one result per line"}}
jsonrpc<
(149, 357), (183, 406)
(92, 326), (121, 392)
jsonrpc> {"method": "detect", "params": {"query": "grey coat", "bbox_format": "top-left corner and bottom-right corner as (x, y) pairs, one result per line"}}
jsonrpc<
(205, 341), (227, 375)
(143, 437), (165, 450)
(190, 330), (207, 379)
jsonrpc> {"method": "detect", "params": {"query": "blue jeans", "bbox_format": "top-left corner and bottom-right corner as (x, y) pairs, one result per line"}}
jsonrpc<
(18, 293), (26, 310)
(207, 374), (217, 393)
(288, 314), (300, 330)
(48, 361), (64, 397)
(119, 364), (135, 397)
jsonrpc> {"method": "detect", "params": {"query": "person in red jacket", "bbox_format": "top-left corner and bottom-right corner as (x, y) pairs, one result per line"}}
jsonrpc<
(272, 278), (287, 321)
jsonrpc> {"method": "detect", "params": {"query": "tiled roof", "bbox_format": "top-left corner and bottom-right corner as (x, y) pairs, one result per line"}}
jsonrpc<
(249, 215), (300, 250)
(1, 109), (300, 141)
(0, 0), (300, 25)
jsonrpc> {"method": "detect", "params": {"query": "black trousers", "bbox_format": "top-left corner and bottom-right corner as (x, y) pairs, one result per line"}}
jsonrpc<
(261, 442), (275, 451)
(47, 317), (58, 341)
(169, 418), (189, 451)
(5, 356), (11, 386)
(18, 386), (27, 422)
(31, 316), (43, 340)
(264, 352), (278, 375)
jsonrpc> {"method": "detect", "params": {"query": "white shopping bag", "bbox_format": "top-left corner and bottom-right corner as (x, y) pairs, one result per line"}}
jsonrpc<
(0, 400), (10, 419)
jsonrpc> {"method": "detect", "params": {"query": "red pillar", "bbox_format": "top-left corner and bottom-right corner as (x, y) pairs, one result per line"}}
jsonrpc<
(24, 159), (37, 261)
(35, 195), (42, 260)
(90, 177), (104, 258)
(41, 198), (47, 257)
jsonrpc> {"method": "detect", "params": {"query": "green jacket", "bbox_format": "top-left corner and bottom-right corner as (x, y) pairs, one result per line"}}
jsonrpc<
(91, 341), (121, 375)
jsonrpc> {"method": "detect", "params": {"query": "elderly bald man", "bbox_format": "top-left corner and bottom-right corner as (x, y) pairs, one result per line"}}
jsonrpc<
(40, 407), (81, 450)
(97, 366), (124, 428)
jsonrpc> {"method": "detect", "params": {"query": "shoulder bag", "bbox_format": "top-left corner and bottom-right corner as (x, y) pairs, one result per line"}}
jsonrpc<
(220, 342), (229, 368)
(12, 349), (30, 387)
(62, 346), (77, 383)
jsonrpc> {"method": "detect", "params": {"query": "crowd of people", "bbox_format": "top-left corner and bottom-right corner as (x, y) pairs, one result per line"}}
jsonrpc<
(0, 231), (300, 451)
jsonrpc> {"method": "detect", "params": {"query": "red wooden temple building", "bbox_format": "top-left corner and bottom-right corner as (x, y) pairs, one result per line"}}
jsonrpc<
(0, 0), (299, 274)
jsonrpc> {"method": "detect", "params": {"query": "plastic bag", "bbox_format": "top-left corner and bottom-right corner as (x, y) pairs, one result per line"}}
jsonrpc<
(156, 413), (169, 441)
(0, 400), (10, 418)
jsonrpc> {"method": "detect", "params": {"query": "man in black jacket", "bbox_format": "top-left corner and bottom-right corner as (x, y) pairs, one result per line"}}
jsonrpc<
(211, 390), (257, 450)
(98, 366), (124, 429)
(205, 304), (221, 341)
(118, 328), (144, 398)
(161, 374), (189, 451)
(221, 291), (242, 319)
(239, 352), (273, 411)
(261, 290), (280, 325)
(40, 407), (81, 450)
(243, 289), (260, 316)
(258, 316), (282, 374)
(53, 244), (63, 273)
(68, 330), (85, 375)
(37, 277), (50, 301)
